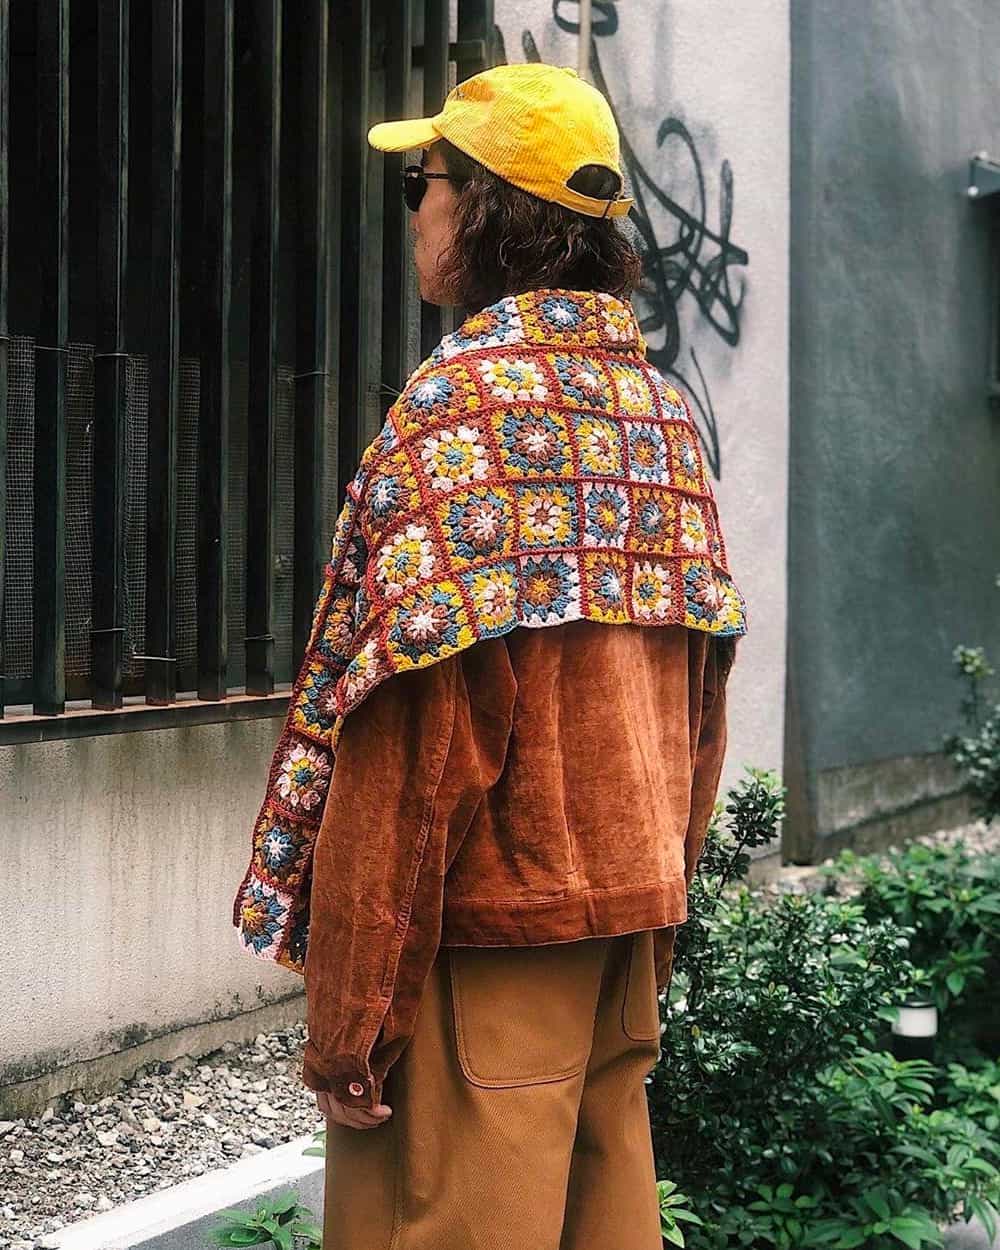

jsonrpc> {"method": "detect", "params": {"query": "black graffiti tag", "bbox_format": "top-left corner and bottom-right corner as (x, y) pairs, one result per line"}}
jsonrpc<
(523, 6), (748, 479)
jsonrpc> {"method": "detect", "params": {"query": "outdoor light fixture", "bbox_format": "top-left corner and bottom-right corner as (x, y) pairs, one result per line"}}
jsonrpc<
(967, 152), (1000, 199)
(890, 996), (938, 1063)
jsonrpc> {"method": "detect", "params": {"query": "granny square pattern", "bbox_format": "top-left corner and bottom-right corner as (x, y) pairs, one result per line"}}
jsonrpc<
(232, 287), (749, 974)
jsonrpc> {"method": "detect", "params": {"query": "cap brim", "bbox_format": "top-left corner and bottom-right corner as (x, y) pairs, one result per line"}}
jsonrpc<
(367, 116), (441, 152)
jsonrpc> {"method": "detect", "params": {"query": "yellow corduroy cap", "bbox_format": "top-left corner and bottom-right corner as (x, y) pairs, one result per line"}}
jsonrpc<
(367, 62), (634, 220)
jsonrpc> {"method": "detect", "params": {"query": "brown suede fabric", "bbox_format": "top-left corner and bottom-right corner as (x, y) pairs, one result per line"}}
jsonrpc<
(302, 620), (732, 1109)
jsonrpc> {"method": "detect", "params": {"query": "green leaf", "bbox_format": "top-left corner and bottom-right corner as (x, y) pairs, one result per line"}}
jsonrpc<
(270, 1225), (294, 1250)
(672, 1210), (705, 1225)
(266, 1191), (301, 1216)
(212, 1210), (255, 1227)
(887, 1215), (943, 1250)
(865, 1188), (892, 1222)
(291, 1218), (323, 1240)
(832, 1230), (869, 1248)
(967, 1197), (998, 1242)
(892, 1144), (941, 1167)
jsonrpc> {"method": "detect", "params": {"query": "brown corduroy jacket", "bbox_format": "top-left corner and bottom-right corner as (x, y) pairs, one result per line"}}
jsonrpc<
(301, 619), (734, 1109)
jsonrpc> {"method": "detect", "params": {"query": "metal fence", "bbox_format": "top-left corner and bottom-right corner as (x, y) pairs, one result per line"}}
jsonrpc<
(0, 0), (501, 738)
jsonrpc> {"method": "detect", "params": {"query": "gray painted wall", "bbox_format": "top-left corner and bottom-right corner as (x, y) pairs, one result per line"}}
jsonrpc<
(788, 0), (1000, 857)
(496, 0), (792, 824)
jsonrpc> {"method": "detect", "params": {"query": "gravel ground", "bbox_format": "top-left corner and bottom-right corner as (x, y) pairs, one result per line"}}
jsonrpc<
(1, 818), (997, 1250)
(763, 816), (1000, 900)
(0, 1022), (323, 1250)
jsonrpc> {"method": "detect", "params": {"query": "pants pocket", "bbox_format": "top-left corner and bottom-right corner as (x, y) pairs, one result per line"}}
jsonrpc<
(621, 930), (662, 1042)
(447, 939), (610, 1088)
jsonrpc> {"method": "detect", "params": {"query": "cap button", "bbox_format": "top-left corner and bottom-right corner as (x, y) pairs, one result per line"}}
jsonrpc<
(348, 1081), (366, 1097)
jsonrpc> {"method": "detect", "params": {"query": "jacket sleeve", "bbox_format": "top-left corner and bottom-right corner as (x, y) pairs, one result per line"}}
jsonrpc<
(682, 634), (734, 888)
(653, 633), (736, 993)
(301, 636), (516, 1108)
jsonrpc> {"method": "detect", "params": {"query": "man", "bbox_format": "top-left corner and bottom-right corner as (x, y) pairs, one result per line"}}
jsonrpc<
(233, 61), (746, 1250)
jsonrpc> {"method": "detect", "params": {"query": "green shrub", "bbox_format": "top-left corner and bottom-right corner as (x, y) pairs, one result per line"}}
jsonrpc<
(817, 838), (1000, 1059)
(649, 766), (1000, 1249)
(659, 1178), (704, 1246)
(941, 575), (1000, 827)
(938, 1057), (1000, 1136)
(206, 1189), (321, 1249)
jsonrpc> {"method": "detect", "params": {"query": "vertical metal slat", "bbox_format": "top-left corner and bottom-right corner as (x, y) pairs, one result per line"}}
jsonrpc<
(0, 0), (9, 716)
(245, 0), (281, 696)
(419, 0), (448, 359)
(91, 0), (130, 710)
(323, 0), (343, 524)
(33, 0), (70, 716)
(335, 0), (371, 504)
(451, 0), (499, 328)
(292, 1), (329, 663)
(198, 0), (234, 700)
(457, 0), (500, 78)
(379, 0), (412, 411)
(143, 0), (183, 705)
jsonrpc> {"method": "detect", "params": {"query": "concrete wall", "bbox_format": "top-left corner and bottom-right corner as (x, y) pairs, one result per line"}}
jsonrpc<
(0, 718), (304, 1118)
(787, 0), (1000, 859)
(496, 0), (792, 829)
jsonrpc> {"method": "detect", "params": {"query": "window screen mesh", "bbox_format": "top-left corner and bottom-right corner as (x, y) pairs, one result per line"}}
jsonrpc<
(4, 337), (34, 683)
(2, 340), (296, 696)
(0, 0), (482, 712)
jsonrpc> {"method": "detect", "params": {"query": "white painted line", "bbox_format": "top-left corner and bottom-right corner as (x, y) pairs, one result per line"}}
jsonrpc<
(46, 1128), (326, 1250)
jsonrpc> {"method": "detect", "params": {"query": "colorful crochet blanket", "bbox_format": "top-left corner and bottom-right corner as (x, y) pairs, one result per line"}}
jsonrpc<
(232, 287), (749, 974)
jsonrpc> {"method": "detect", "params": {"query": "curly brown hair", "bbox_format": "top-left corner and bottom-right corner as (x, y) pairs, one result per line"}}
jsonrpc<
(431, 138), (643, 312)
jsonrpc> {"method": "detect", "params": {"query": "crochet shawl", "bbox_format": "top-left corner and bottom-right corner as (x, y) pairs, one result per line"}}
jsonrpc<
(232, 287), (749, 975)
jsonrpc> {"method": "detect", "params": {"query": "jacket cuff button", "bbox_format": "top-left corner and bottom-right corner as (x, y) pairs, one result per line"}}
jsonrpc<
(348, 1081), (366, 1097)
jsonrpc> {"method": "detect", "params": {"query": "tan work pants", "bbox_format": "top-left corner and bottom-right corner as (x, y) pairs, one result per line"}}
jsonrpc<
(322, 929), (664, 1250)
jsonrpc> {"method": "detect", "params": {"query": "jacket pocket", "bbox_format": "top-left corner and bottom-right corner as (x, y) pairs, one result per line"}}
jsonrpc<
(447, 939), (609, 1088)
(621, 929), (662, 1041)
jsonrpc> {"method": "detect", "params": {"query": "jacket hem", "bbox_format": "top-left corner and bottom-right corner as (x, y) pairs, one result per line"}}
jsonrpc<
(440, 877), (688, 945)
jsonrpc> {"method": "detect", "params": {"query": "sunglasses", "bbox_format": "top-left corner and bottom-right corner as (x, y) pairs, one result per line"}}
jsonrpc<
(402, 163), (457, 212)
